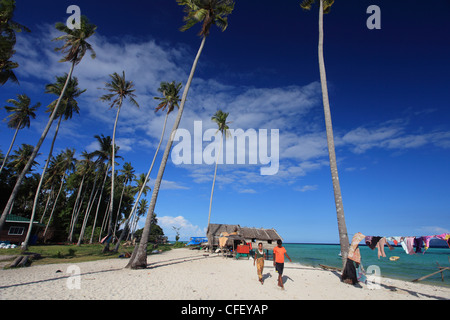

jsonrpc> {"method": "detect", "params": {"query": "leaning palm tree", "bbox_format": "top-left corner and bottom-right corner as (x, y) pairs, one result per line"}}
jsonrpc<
(0, 15), (96, 234)
(23, 75), (85, 251)
(126, 0), (235, 269)
(100, 71), (139, 252)
(113, 81), (181, 252)
(112, 162), (135, 239)
(207, 110), (230, 250)
(0, 94), (40, 175)
(300, 0), (349, 268)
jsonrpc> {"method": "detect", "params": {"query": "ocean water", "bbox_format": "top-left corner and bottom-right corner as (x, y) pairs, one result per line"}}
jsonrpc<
(283, 243), (450, 287)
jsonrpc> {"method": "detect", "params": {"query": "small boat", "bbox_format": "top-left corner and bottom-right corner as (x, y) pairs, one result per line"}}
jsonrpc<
(338, 252), (342, 257)
(186, 237), (208, 246)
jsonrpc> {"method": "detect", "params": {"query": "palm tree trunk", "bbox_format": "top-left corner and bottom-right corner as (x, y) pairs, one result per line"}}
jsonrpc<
(113, 110), (169, 252)
(103, 105), (122, 252)
(43, 172), (66, 237)
(0, 121), (21, 176)
(22, 115), (63, 251)
(126, 36), (207, 269)
(90, 164), (109, 244)
(39, 186), (54, 223)
(113, 179), (127, 241)
(318, 0), (349, 268)
(0, 61), (76, 234)
(207, 132), (223, 251)
(68, 173), (86, 242)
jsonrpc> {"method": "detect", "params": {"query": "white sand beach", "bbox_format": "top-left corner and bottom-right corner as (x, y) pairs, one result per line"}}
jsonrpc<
(0, 248), (449, 300)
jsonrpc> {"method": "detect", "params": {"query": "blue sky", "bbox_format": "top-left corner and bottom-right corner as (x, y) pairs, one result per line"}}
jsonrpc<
(1, 0), (449, 243)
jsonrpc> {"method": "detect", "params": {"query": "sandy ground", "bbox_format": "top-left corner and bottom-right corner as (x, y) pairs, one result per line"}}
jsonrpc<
(0, 248), (449, 300)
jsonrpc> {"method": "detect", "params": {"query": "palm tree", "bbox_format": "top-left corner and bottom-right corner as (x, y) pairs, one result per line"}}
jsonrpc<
(8, 144), (39, 176)
(100, 71), (139, 252)
(126, 0), (235, 269)
(41, 149), (76, 241)
(113, 81), (181, 252)
(112, 162), (135, 239)
(88, 134), (122, 244)
(0, 94), (40, 175)
(0, 15), (96, 234)
(24, 75), (85, 250)
(207, 109), (230, 249)
(0, 0), (31, 85)
(300, 0), (349, 268)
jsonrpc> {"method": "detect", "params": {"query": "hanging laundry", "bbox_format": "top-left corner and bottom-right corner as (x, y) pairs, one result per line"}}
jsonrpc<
(405, 237), (415, 255)
(436, 233), (450, 248)
(376, 237), (388, 259)
(386, 236), (401, 246)
(342, 258), (358, 285)
(414, 237), (424, 254)
(348, 232), (365, 264)
(356, 262), (367, 284)
(421, 236), (433, 252)
(366, 236), (382, 250)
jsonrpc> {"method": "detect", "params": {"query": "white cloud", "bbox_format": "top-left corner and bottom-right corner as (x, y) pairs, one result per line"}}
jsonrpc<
(158, 215), (205, 241)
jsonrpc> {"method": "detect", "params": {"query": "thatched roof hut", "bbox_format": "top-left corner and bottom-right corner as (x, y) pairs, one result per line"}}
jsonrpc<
(207, 223), (283, 250)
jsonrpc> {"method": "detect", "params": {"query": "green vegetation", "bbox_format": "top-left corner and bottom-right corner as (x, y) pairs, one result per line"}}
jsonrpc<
(0, 242), (176, 266)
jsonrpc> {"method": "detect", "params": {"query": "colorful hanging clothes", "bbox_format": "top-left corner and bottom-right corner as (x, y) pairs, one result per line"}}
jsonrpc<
(376, 237), (392, 259)
(348, 232), (365, 264)
(414, 237), (424, 254)
(366, 236), (382, 250)
(436, 233), (450, 248)
(386, 236), (401, 246)
(405, 237), (415, 255)
(421, 236), (433, 252)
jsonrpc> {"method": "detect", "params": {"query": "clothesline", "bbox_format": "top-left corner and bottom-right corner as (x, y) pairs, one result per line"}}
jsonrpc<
(342, 232), (450, 285)
(348, 232), (450, 264)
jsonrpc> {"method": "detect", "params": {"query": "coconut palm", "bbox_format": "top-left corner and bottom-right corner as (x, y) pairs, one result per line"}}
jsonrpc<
(112, 162), (135, 239)
(0, 0), (31, 85)
(41, 149), (76, 241)
(8, 144), (39, 176)
(300, 0), (349, 268)
(113, 81), (181, 252)
(24, 75), (85, 250)
(88, 134), (122, 244)
(100, 71), (139, 252)
(0, 15), (96, 234)
(207, 110), (230, 249)
(126, 0), (235, 269)
(0, 94), (40, 175)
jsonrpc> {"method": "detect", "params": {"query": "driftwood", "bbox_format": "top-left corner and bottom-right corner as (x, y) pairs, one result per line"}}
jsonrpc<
(412, 258), (450, 283)
(319, 264), (342, 272)
(8, 253), (41, 268)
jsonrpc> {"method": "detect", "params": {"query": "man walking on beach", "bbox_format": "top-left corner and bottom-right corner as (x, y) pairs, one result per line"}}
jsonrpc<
(273, 240), (292, 289)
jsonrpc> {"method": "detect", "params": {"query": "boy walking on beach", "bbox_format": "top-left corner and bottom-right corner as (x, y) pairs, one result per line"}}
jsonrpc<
(253, 242), (266, 284)
(273, 240), (292, 289)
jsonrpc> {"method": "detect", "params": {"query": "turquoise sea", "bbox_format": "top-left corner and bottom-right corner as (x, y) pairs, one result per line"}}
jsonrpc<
(283, 243), (450, 287)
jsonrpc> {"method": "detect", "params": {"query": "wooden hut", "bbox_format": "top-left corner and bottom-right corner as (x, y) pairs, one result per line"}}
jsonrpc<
(207, 223), (283, 251)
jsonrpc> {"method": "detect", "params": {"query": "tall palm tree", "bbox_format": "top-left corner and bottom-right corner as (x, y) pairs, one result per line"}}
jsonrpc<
(300, 0), (349, 268)
(24, 75), (85, 250)
(8, 144), (39, 176)
(0, 15), (96, 234)
(207, 110), (230, 249)
(126, 0), (235, 269)
(0, 94), (40, 175)
(113, 81), (181, 252)
(112, 162), (135, 239)
(100, 71), (139, 252)
(88, 134), (122, 244)
(41, 149), (76, 241)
